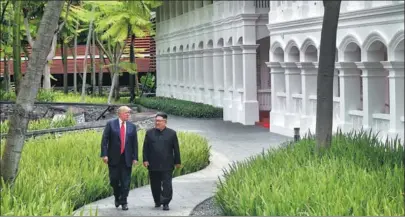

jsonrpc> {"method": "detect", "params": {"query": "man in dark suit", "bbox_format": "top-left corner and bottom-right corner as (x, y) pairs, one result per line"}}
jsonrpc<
(143, 112), (181, 211)
(100, 106), (138, 211)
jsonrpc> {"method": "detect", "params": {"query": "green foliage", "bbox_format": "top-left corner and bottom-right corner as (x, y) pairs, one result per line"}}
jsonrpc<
(215, 130), (404, 216)
(136, 97), (223, 118)
(0, 129), (210, 215)
(140, 72), (155, 90)
(0, 89), (128, 104)
(0, 112), (76, 134)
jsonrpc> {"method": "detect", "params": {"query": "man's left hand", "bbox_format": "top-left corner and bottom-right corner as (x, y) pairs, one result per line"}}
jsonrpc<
(175, 164), (181, 168)
(133, 160), (138, 165)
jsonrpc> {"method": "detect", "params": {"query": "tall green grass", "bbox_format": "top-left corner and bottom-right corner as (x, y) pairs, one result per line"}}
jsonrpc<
(0, 130), (210, 216)
(0, 112), (76, 135)
(215, 130), (404, 216)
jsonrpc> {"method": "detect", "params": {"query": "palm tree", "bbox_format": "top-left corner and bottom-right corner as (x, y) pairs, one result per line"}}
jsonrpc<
(75, 1), (159, 103)
(315, 0), (341, 152)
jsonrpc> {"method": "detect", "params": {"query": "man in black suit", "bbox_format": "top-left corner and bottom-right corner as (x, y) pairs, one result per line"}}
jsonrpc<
(100, 106), (138, 211)
(143, 112), (181, 211)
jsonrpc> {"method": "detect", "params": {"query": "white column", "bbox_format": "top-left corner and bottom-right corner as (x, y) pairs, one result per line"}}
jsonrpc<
(189, 51), (196, 102)
(296, 62), (317, 132)
(356, 62), (386, 130)
(240, 44), (259, 125)
(267, 62), (286, 132)
(203, 48), (214, 105)
(223, 47), (233, 121)
(382, 61), (404, 138)
(231, 46), (243, 123)
(195, 50), (204, 103)
(280, 62), (301, 129)
(183, 51), (189, 100)
(213, 47), (224, 107)
(155, 53), (161, 96)
(176, 53), (183, 99)
(169, 53), (175, 97)
(161, 54), (168, 97)
(336, 62), (362, 132)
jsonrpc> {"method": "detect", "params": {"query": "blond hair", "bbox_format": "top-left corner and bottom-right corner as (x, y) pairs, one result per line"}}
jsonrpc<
(117, 106), (131, 114)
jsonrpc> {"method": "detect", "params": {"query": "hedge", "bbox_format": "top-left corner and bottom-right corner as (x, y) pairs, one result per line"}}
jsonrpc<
(136, 97), (223, 118)
(0, 130), (210, 215)
(215, 130), (404, 216)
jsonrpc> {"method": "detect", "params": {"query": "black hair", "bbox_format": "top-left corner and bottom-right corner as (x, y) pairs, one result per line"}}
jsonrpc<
(155, 112), (168, 119)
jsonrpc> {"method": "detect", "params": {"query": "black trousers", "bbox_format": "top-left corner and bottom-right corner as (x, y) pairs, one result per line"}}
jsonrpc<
(108, 154), (132, 204)
(149, 170), (173, 205)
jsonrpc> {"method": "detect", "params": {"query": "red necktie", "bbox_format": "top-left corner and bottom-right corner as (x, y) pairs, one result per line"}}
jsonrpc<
(120, 122), (125, 154)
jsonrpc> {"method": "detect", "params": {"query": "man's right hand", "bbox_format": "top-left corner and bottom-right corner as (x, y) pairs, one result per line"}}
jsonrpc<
(143, 161), (149, 167)
(102, 156), (108, 164)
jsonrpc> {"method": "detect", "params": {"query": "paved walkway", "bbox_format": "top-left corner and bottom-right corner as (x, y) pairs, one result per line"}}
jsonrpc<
(74, 116), (290, 216)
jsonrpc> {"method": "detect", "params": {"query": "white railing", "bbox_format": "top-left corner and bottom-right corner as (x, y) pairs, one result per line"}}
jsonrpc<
(349, 110), (364, 131)
(292, 94), (303, 114)
(333, 97), (341, 122)
(372, 113), (390, 139)
(309, 95), (317, 116)
(276, 92), (287, 112)
(257, 89), (271, 111)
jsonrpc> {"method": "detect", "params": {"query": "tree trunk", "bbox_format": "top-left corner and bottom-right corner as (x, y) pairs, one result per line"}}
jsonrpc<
(12, 0), (22, 95)
(62, 40), (68, 94)
(80, 4), (95, 102)
(98, 48), (103, 96)
(3, 56), (10, 92)
(73, 21), (79, 93)
(91, 29), (96, 95)
(129, 34), (135, 102)
(107, 72), (118, 104)
(1, 0), (65, 184)
(315, 0), (341, 152)
(42, 31), (58, 90)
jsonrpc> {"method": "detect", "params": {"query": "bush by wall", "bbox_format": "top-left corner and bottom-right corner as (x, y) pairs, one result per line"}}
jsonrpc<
(136, 97), (223, 118)
(0, 130), (210, 215)
(215, 130), (404, 216)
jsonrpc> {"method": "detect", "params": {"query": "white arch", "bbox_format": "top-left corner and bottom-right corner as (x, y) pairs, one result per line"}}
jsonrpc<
(362, 31), (388, 51)
(388, 29), (404, 61)
(300, 37), (318, 53)
(338, 34), (362, 51)
(270, 41), (284, 53)
(284, 39), (299, 55)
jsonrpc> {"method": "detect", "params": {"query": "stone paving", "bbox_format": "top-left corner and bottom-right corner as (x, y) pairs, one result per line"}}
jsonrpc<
(74, 116), (291, 216)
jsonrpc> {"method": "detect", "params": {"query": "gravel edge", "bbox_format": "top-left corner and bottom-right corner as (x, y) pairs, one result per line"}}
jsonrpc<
(189, 196), (223, 216)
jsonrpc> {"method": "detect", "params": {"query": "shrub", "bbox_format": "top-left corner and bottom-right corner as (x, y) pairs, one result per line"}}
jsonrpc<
(215, 130), (404, 216)
(0, 129), (210, 216)
(0, 112), (76, 135)
(136, 97), (223, 118)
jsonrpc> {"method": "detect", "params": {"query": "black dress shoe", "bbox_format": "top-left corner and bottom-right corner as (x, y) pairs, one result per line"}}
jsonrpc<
(155, 203), (161, 207)
(122, 204), (128, 210)
(115, 200), (120, 208)
(163, 204), (169, 211)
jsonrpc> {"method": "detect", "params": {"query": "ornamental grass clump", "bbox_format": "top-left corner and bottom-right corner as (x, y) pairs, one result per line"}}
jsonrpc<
(0, 129), (210, 216)
(215, 130), (404, 216)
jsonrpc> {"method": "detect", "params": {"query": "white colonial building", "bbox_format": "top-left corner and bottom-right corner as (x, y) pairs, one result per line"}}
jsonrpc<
(154, 0), (404, 141)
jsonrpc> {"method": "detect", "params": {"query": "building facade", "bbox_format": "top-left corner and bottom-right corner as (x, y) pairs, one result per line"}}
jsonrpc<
(154, 0), (404, 141)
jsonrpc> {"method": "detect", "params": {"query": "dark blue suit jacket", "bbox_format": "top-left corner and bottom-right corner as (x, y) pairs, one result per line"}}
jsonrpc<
(100, 118), (138, 167)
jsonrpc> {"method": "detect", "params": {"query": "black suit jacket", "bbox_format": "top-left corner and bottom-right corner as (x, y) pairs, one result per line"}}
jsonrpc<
(143, 127), (181, 171)
(100, 118), (138, 167)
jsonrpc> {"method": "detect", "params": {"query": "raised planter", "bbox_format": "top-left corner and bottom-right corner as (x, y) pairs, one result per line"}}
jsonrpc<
(1, 113), (156, 139)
